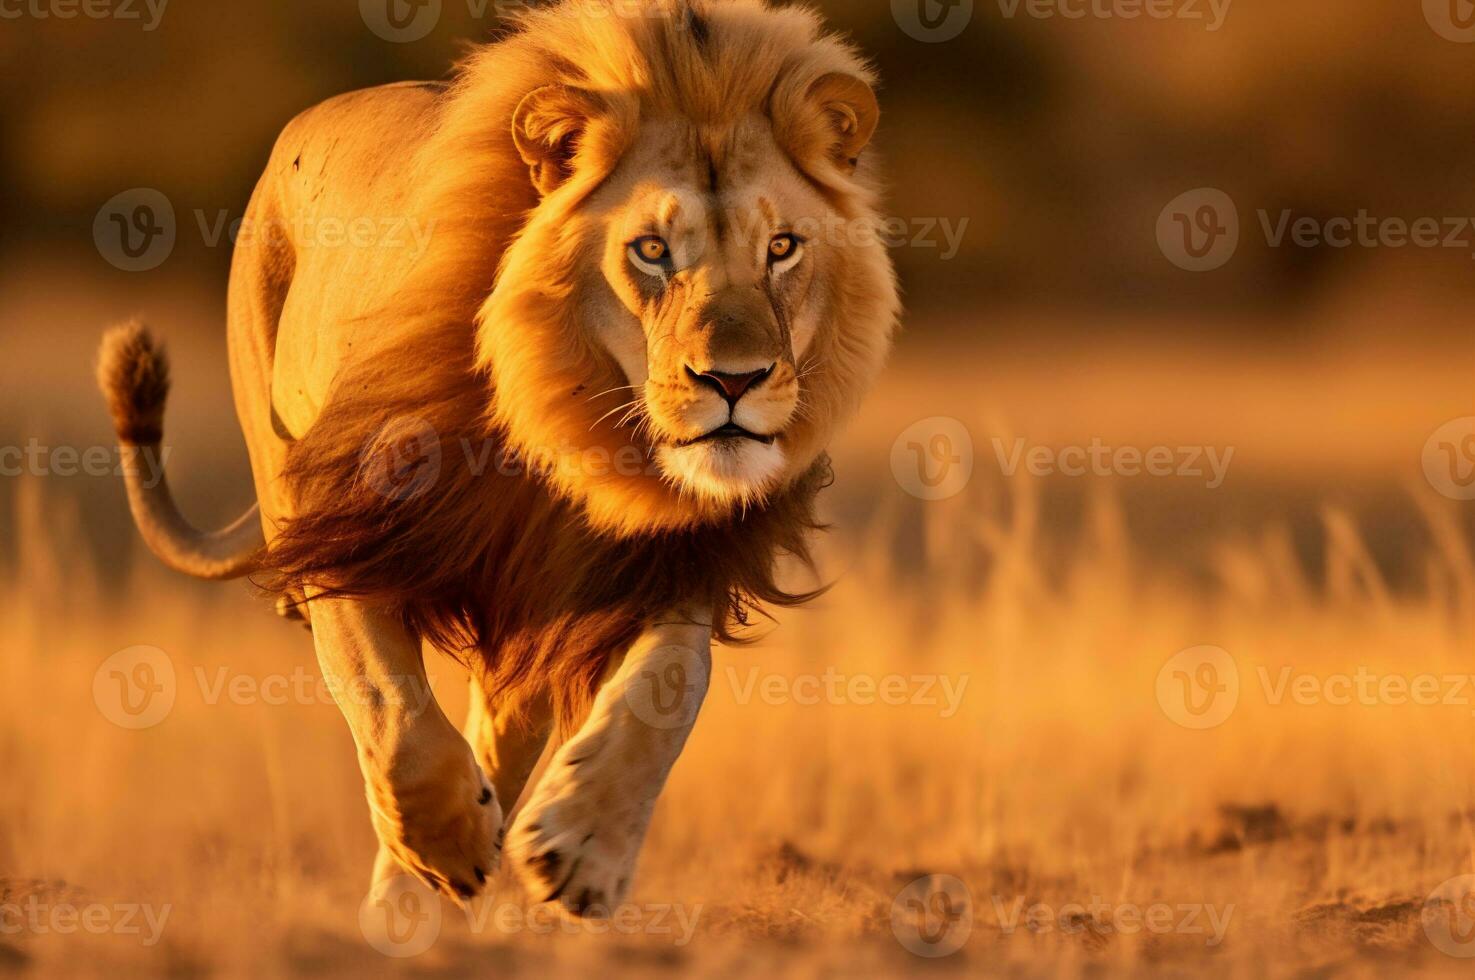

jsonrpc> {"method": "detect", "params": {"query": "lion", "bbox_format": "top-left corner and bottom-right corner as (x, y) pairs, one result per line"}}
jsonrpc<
(96, 0), (898, 918)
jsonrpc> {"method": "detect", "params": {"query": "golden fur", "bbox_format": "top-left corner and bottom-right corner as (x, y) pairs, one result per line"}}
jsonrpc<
(253, 0), (899, 728)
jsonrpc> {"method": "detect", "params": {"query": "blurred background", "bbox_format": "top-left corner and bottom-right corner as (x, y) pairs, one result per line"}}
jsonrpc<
(1, 0), (1471, 583)
(1, 1), (1474, 975)
(8, 0), (1475, 312)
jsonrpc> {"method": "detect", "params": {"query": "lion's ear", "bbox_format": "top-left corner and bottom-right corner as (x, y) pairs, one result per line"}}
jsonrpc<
(806, 73), (879, 173)
(512, 85), (603, 196)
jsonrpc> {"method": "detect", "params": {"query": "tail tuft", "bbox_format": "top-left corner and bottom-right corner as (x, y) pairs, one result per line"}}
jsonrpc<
(95, 317), (265, 580)
(97, 320), (171, 445)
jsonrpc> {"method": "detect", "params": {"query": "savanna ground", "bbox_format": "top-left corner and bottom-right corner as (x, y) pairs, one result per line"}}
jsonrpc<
(1, 263), (1474, 977)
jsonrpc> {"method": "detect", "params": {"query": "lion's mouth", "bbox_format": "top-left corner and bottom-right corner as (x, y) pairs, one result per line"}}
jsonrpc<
(677, 423), (777, 448)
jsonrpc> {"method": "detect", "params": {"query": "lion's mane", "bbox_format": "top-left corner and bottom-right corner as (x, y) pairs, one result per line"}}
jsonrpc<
(263, 0), (897, 729)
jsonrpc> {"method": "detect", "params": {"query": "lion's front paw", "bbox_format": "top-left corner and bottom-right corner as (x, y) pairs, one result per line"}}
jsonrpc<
(507, 733), (651, 917)
(366, 725), (504, 905)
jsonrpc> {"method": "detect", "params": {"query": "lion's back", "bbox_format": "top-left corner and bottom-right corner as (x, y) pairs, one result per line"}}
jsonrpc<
(240, 81), (451, 445)
(269, 81), (448, 225)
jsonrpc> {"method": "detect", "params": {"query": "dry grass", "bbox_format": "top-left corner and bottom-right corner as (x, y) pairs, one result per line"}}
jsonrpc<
(2, 449), (1474, 977)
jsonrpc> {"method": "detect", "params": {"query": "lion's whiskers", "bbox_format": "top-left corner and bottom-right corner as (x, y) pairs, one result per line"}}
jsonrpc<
(589, 399), (642, 432)
(584, 384), (641, 405)
(616, 402), (648, 430)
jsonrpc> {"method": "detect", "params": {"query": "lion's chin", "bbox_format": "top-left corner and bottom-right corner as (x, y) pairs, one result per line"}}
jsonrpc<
(655, 437), (787, 509)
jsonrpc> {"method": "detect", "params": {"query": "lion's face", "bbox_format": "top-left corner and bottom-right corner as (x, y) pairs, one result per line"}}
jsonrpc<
(574, 116), (832, 506)
(554, 113), (879, 507)
(480, 26), (898, 535)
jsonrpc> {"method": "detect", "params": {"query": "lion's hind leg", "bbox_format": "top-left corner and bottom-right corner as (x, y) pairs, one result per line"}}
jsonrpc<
(464, 680), (553, 819)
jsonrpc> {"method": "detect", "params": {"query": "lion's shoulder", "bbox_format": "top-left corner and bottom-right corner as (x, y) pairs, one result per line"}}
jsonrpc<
(270, 81), (447, 186)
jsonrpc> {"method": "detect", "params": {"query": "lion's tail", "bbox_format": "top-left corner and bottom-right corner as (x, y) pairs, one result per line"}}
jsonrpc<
(96, 321), (265, 581)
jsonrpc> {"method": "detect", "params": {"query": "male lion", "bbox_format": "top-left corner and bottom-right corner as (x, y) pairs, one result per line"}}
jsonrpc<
(97, 0), (898, 917)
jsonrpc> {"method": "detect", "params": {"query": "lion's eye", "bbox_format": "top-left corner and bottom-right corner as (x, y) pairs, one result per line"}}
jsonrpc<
(629, 236), (674, 276)
(768, 234), (803, 270)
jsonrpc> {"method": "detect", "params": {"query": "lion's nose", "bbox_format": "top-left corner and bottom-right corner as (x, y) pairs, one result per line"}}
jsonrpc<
(686, 365), (775, 405)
